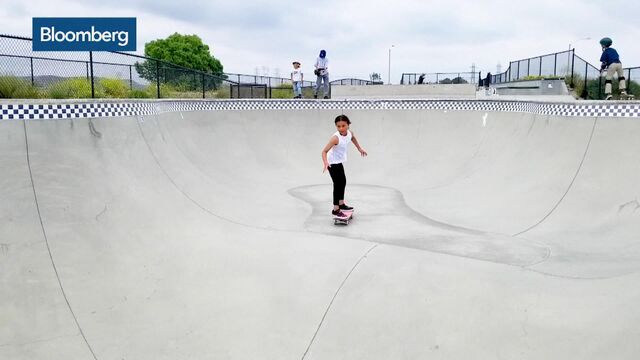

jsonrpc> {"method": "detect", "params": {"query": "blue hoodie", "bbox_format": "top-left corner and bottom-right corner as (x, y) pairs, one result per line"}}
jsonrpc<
(600, 47), (621, 67)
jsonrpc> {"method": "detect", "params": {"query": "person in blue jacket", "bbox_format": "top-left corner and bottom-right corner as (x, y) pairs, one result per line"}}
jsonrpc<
(599, 37), (628, 100)
(314, 50), (330, 99)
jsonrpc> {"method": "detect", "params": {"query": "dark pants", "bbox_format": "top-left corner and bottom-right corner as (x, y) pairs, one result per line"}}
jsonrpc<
(327, 163), (346, 206)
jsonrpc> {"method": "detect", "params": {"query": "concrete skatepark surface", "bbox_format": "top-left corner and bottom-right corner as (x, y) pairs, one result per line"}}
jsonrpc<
(2, 100), (640, 359)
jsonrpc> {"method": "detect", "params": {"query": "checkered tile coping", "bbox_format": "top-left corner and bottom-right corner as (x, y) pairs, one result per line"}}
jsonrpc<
(1, 100), (639, 120)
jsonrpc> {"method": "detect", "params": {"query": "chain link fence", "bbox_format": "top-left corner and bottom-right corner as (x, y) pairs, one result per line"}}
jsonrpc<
(0, 34), (376, 100)
(0, 34), (238, 99)
(490, 49), (639, 99)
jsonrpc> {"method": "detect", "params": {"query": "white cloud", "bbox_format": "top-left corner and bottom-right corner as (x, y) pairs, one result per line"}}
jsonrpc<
(2, 0), (639, 82)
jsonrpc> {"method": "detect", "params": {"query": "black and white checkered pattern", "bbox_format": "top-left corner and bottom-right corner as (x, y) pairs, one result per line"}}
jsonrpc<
(0, 102), (156, 120)
(1, 99), (639, 120)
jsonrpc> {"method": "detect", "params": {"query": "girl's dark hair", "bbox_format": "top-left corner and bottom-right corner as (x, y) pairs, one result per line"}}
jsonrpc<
(335, 114), (351, 125)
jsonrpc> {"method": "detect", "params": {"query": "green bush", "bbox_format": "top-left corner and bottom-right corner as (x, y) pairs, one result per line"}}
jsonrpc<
(521, 75), (563, 81)
(626, 79), (640, 97)
(0, 76), (41, 98)
(99, 78), (129, 98)
(128, 89), (151, 98)
(565, 73), (640, 99)
(212, 85), (230, 99)
(271, 84), (294, 99)
(144, 83), (178, 98)
(47, 78), (103, 99)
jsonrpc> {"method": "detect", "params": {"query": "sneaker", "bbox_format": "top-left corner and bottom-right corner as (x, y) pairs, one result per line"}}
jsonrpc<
(323, 96), (329, 99)
(332, 210), (349, 219)
(339, 204), (353, 211)
(313, 94), (318, 99)
(605, 94), (613, 100)
(621, 91), (628, 96)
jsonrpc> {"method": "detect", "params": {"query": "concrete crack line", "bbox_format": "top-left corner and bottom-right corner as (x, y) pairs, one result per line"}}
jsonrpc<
(301, 244), (379, 360)
(95, 204), (107, 222)
(514, 117), (598, 236)
(22, 120), (99, 360)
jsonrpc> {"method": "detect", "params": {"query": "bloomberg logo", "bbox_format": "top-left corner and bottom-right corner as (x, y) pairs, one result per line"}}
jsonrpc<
(33, 17), (136, 51)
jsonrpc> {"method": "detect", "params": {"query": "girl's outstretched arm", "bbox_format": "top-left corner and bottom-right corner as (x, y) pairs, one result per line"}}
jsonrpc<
(351, 132), (368, 157)
(321, 135), (339, 172)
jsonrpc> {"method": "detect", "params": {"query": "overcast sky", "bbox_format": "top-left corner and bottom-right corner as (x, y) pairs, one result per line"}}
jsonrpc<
(2, 0), (639, 83)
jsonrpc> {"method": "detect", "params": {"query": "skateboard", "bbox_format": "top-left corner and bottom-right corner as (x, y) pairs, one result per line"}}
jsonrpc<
(333, 210), (354, 225)
(606, 93), (636, 100)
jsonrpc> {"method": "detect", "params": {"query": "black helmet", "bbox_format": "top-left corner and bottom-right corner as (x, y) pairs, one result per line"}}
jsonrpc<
(599, 37), (613, 47)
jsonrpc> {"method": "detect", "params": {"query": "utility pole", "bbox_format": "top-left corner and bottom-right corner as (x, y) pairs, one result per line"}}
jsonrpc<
(471, 63), (476, 83)
(388, 45), (395, 84)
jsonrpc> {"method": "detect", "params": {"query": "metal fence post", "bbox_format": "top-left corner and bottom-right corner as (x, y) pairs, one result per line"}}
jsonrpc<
(570, 49), (576, 88)
(202, 73), (205, 98)
(89, 51), (95, 98)
(129, 65), (133, 90)
(581, 62), (588, 99)
(527, 58), (531, 77)
(539, 56), (542, 76)
(598, 74), (603, 99)
(553, 53), (557, 76)
(30, 58), (35, 86)
(156, 60), (160, 98)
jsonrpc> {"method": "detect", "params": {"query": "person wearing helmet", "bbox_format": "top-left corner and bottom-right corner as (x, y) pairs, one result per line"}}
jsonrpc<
(314, 50), (330, 99)
(599, 37), (628, 100)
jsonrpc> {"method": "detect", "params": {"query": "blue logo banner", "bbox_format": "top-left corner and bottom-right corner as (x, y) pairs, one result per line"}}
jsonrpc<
(33, 17), (137, 51)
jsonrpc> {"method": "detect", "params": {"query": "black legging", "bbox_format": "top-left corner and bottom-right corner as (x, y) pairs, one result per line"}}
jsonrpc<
(328, 163), (346, 206)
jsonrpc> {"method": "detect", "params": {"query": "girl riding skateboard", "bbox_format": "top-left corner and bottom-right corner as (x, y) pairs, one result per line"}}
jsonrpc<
(321, 114), (368, 220)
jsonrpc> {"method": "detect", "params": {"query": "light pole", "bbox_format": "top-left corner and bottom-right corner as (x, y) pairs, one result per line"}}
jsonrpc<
(568, 37), (591, 53)
(567, 37), (591, 75)
(388, 45), (395, 85)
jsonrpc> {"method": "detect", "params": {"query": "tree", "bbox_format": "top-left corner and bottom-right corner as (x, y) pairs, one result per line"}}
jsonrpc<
(135, 33), (224, 87)
(451, 77), (469, 84)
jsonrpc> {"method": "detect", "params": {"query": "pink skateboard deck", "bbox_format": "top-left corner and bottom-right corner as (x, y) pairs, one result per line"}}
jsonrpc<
(333, 209), (354, 225)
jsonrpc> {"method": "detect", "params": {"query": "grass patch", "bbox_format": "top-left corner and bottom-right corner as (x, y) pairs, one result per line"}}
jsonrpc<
(565, 74), (640, 99)
(47, 78), (103, 99)
(521, 75), (563, 81)
(0, 76), (41, 98)
(99, 78), (130, 98)
(269, 83), (294, 99)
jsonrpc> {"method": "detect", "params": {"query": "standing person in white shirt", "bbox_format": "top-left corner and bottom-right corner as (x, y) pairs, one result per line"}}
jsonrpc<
(314, 50), (330, 99)
(291, 61), (304, 99)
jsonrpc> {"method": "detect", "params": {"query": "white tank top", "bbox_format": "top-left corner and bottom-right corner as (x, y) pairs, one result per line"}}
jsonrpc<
(328, 130), (352, 164)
